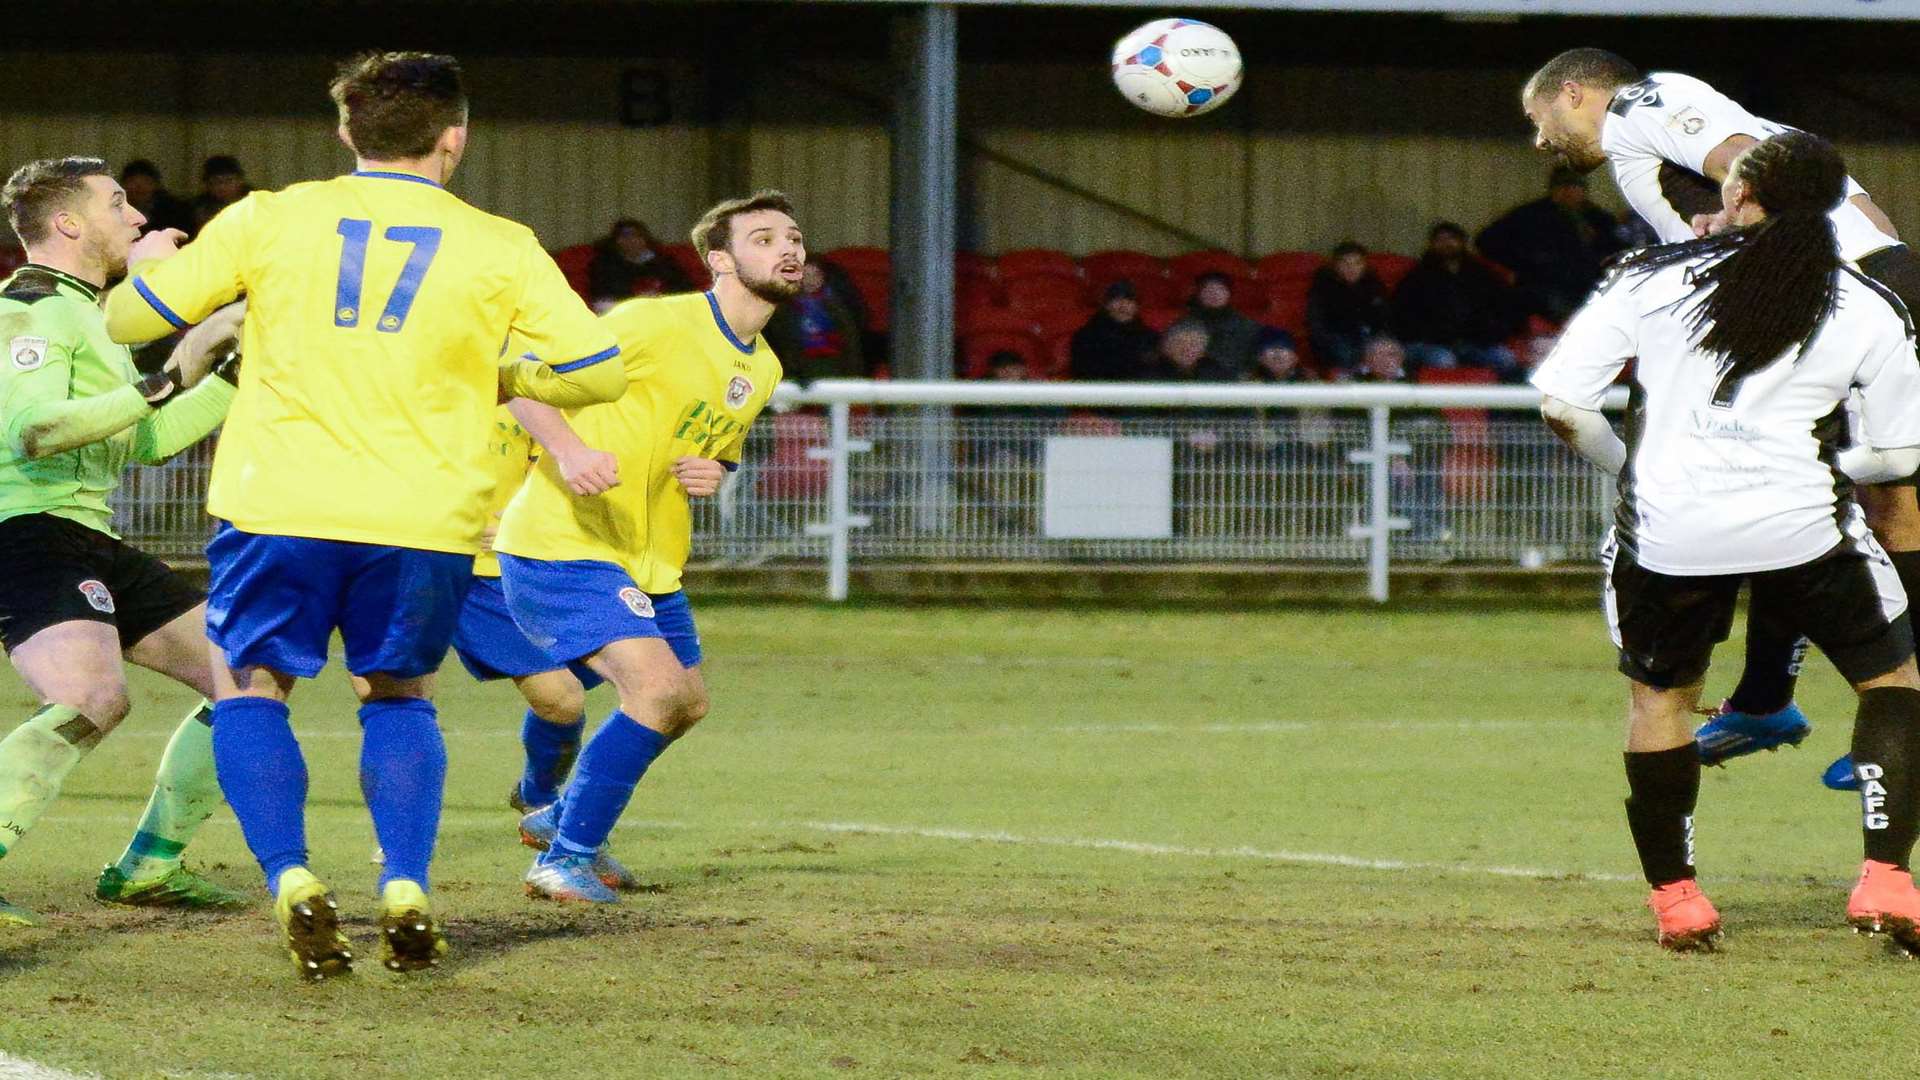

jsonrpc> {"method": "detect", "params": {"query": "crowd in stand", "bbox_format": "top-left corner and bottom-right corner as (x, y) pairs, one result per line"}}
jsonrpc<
(552, 166), (1639, 388)
(0, 157), (1641, 394)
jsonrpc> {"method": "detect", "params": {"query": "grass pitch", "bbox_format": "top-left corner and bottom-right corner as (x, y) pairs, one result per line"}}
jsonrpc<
(0, 600), (1915, 1079)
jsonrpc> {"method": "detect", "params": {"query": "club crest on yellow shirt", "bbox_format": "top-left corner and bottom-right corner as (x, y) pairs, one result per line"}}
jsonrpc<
(725, 375), (753, 409)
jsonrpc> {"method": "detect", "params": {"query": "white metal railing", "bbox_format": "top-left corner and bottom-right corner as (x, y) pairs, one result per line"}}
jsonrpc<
(107, 380), (1626, 604)
(756, 380), (1628, 602)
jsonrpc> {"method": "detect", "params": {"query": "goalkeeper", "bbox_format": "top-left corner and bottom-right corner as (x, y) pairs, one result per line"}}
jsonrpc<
(0, 157), (245, 926)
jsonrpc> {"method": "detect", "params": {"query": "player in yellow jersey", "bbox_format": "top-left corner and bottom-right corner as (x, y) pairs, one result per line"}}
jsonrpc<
(493, 192), (795, 902)
(362, 406), (643, 889)
(99, 52), (625, 980)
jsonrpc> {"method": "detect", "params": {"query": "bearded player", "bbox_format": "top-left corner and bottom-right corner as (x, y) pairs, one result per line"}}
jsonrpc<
(493, 191), (795, 902)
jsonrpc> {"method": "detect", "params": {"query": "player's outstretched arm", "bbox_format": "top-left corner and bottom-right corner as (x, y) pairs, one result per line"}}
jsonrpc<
(104, 201), (252, 345)
(132, 367), (240, 465)
(507, 398), (619, 495)
(497, 352), (626, 409)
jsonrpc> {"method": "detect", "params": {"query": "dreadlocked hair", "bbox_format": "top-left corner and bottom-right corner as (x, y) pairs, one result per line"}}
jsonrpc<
(1614, 130), (1848, 386)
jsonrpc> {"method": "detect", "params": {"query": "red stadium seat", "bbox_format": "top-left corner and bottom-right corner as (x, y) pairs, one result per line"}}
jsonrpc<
(958, 305), (1038, 336)
(996, 248), (1079, 280)
(1005, 274), (1091, 316)
(1366, 252), (1418, 291)
(1081, 250), (1167, 289)
(1037, 332), (1075, 380)
(1231, 290), (1267, 320)
(1254, 250), (1324, 285)
(654, 242), (710, 289)
(1169, 250), (1254, 286)
(960, 330), (1042, 380)
(758, 412), (830, 499)
(1262, 293), (1309, 337)
(550, 243), (594, 300)
(955, 250), (994, 281)
(1417, 368), (1500, 501)
(1031, 307), (1092, 341)
(845, 270), (891, 333)
(1063, 412), (1124, 436)
(1140, 306), (1183, 333)
(824, 246), (890, 275)
(956, 276), (1002, 318)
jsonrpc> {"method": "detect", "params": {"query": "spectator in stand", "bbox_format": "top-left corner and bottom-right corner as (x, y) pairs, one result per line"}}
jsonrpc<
(190, 155), (251, 233)
(1392, 222), (1526, 381)
(810, 256), (873, 358)
(1342, 336), (1449, 541)
(1475, 166), (1624, 323)
(587, 217), (694, 308)
(1245, 327), (1304, 384)
(1147, 324), (1234, 383)
(118, 160), (193, 236)
(1173, 271), (1262, 377)
(1307, 241), (1396, 378)
(1069, 280), (1158, 381)
(764, 263), (864, 384)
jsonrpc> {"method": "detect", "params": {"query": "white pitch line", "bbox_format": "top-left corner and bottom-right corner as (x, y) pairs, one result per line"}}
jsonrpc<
(1041, 719), (1553, 735)
(0, 1052), (98, 1080)
(796, 820), (1640, 883)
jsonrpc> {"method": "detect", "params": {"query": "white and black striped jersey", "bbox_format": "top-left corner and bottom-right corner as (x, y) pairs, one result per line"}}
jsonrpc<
(1531, 252), (1920, 575)
(1601, 72), (1896, 262)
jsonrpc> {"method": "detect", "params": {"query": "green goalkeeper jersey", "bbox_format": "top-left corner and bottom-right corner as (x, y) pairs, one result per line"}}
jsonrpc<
(0, 264), (234, 538)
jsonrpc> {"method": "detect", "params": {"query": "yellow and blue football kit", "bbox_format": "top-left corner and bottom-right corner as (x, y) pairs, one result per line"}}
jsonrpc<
(101, 169), (627, 680)
(98, 168), (627, 904)
(450, 407), (595, 684)
(495, 290), (783, 670)
(104, 170), (621, 555)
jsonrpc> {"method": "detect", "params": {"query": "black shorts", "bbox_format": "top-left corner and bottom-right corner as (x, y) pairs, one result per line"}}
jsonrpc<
(0, 513), (204, 652)
(1603, 531), (1914, 689)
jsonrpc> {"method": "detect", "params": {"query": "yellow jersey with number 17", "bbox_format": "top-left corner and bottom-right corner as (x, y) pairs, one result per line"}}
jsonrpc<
(102, 170), (619, 555)
(495, 291), (783, 592)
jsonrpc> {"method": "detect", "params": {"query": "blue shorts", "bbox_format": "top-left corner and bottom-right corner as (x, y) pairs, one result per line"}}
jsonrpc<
(496, 554), (702, 670)
(206, 523), (472, 679)
(451, 575), (603, 689)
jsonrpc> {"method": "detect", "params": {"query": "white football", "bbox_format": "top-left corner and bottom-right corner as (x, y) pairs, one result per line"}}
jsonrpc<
(1110, 18), (1242, 118)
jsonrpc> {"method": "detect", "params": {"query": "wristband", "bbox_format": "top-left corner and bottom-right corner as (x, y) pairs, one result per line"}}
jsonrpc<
(211, 344), (243, 387)
(135, 368), (183, 404)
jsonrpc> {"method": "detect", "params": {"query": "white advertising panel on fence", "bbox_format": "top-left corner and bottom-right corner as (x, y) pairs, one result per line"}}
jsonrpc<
(1043, 436), (1174, 540)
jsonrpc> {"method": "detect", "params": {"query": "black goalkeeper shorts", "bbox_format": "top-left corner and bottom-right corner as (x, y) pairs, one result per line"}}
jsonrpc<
(0, 513), (203, 652)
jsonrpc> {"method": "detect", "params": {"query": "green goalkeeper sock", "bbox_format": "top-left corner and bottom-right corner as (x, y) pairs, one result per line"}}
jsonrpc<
(111, 701), (222, 881)
(0, 704), (104, 859)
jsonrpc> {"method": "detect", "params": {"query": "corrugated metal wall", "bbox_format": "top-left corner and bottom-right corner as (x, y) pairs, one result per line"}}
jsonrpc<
(2, 52), (1918, 259)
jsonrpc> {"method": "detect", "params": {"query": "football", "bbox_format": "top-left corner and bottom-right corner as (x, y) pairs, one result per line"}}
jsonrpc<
(1110, 18), (1242, 118)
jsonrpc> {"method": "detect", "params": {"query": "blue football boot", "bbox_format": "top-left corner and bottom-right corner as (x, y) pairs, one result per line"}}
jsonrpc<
(1823, 754), (1861, 792)
(1694, 701), (1812, 766)
(523, 852), (620, 904)
(517, 804), (642, 892)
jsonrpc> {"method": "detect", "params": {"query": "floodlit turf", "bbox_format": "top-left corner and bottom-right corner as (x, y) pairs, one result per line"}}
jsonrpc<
(0, 601), (1916, 1079)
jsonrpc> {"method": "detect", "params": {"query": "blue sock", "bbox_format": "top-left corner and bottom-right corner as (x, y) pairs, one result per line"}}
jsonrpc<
(210, 697), (308, 894)
(550, 712), (668, 858)
(519, 709), (583, 809)
(358, 698), (446, 892)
